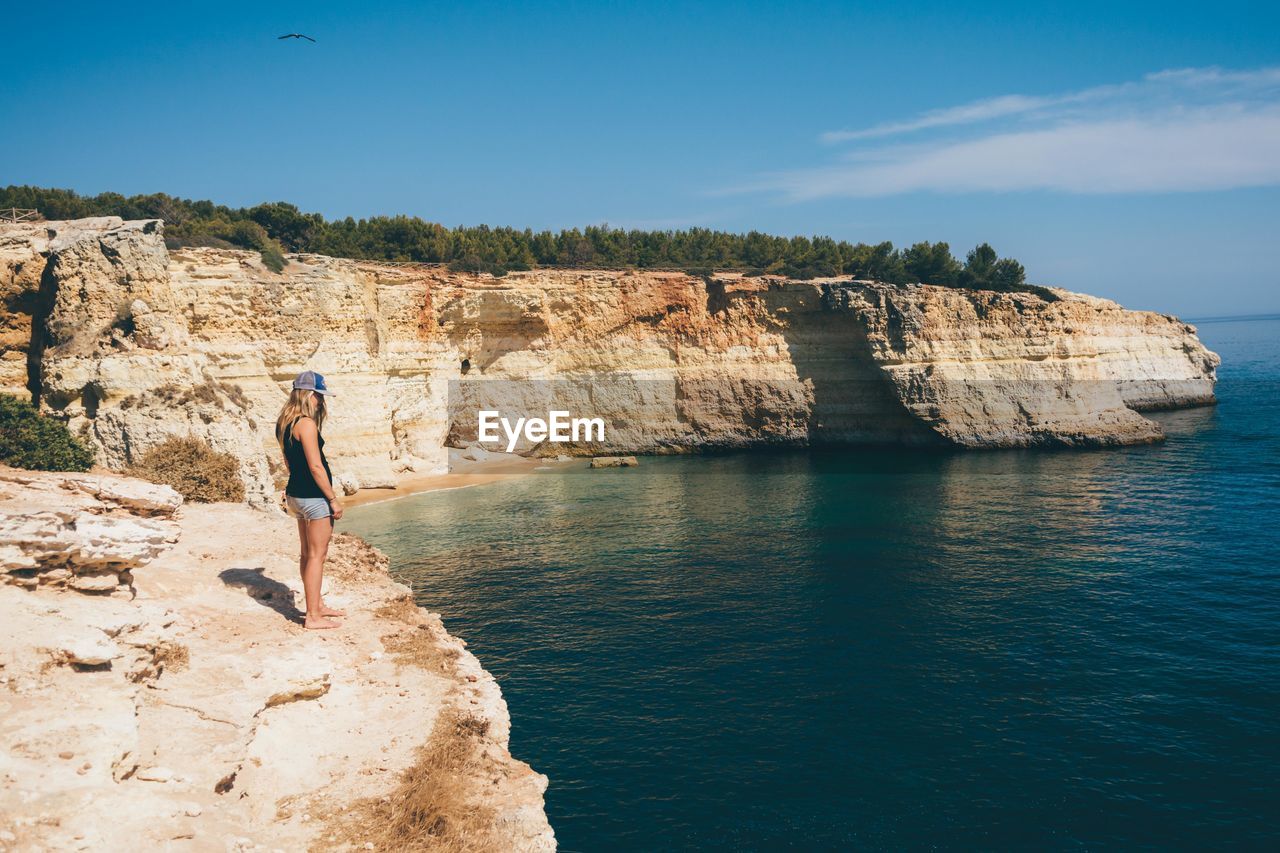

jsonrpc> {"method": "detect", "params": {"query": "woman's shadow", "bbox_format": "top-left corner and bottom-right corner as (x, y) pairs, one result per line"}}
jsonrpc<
(218, 567), (303, 625)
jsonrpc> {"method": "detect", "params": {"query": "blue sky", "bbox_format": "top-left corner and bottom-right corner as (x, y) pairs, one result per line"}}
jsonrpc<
(3, 0), (1278, 316)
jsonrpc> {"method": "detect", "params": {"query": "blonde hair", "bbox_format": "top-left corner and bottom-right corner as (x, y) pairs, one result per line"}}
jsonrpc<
(275, 388), (326, 447)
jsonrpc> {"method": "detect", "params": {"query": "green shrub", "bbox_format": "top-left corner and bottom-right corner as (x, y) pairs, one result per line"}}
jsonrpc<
(447, 254), (509, 277)
(127, 436), (245, 502)
(164, 234), (237, 250)
(259, 244), (287, 273)
(0, 394), (95, 471)
(214, 218), (287, 271)
(958, 243), (1027, 291)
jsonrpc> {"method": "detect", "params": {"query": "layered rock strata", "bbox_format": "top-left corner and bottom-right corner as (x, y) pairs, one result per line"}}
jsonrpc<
(1, 218), (1219, 501)
(0, 468), (181, 594)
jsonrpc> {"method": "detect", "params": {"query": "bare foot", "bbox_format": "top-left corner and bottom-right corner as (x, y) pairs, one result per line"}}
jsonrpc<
(304, 615), (342, 630)
(319, 604), (346, 617)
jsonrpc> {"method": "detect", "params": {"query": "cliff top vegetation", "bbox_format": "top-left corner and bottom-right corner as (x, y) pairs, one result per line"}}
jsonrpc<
(0, 393), (95, 471)
(2, 185), (1042, 296)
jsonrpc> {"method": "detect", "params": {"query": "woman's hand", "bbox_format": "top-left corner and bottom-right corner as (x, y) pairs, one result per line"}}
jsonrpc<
(329, 498), (345, 520)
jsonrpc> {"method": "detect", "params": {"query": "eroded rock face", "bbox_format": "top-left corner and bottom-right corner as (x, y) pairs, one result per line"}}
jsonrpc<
(0, 218), (1219, 501)
(0, 466), (182, 593)
(40, 219), (178, 354)
(833, 283), (1220, 447)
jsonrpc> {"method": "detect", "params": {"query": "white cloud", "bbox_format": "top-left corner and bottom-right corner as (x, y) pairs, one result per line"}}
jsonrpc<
(750, 66), (1280, 198)
(818, 89), (1120, 143)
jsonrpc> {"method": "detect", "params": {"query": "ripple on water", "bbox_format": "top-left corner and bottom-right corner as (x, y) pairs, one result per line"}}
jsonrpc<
(346, 318), (1280, 850)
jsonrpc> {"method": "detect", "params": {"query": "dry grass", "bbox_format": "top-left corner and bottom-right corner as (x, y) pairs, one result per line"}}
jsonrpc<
(126, 435), (245, 503)
(375, 594), (425, 624)
(313, 579), (505, 850)
(156, 383), (221, 407)
(381, 625), (459, 676)
(319, 707), (502, 853)
(222, 382), (251, 410)
(374, 592), (459, 676)
(119, 382), (218, 410)
(118, 380), (250, 414)
(326, 534), (391, 583)
(126, 640), (191, 683)
(155, 641), (189, 673)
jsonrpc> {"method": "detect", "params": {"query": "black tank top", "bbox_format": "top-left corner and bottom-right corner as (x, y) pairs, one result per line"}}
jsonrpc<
(283, 418), (333, 498)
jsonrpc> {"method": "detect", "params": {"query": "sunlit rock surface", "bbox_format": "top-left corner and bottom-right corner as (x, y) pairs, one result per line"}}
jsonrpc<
(1, 218), (1218, 501)
(0, 465), (555, 850)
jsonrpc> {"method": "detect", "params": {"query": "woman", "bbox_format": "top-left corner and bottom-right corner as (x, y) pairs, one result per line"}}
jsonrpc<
(275, 370), (346, 630)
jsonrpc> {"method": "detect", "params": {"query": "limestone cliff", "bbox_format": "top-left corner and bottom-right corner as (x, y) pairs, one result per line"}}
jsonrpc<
(1, 218), (1218, 501)
(0, 465), (556, 851)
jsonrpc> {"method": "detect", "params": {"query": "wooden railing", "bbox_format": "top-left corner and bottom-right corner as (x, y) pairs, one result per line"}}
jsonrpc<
(0, 208), (40, 223)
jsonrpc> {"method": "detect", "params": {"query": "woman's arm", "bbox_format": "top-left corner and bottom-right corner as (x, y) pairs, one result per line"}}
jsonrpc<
(279, 446), (289, 505)
(295, 418), (344, 517)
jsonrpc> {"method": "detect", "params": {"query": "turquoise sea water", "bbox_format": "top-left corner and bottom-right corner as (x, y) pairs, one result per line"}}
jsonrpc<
(345, 318), (1279, 850)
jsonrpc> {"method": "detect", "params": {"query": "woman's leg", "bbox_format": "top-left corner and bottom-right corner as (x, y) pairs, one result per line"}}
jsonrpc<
(296, 517), (309, 588)
(319, 579), (346, 615)
(303, 516), (339, 629)
(317, 516), (345, 617)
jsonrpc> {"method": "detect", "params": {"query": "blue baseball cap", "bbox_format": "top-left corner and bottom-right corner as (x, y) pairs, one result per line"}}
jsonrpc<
(292, 370), (335, 396)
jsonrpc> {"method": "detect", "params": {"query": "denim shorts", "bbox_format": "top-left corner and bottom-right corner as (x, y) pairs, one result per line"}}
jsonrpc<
(286, 495), (332, 520)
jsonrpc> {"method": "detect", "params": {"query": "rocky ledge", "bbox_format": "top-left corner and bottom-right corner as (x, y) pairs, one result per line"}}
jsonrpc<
(0, 465), (555, 851)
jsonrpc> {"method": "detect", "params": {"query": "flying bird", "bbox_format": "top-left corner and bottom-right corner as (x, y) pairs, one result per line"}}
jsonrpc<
(277, 33), (316, 42)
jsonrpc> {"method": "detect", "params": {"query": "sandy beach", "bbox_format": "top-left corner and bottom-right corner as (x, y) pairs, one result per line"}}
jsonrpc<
(344, 449), (574, 508)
